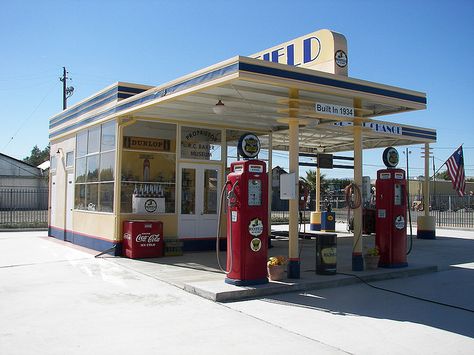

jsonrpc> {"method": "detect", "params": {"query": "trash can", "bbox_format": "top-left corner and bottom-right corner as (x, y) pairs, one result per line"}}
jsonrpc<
(321, 211), (336, 232)
(315, 233), (337, 275)
(123, 220), (163, 258)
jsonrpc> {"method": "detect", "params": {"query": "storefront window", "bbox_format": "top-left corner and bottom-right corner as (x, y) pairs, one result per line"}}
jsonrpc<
(180, 126), (222, 161)
(86, 184), (99, 211)
(76, 131), (88, 158)
(87, 126), (101, 154)
(75, 158), (86, 183)
(101, 121), (116, 151)
(181, 168), (196, 214)
(99, 183), (114, 212)
(86, 155), (99, 182)
(121, 121), (177, 214)
(66, 151), (74, 168)
(50, 155), (57, 171)
(74, 185), (86, 210)
(99, 151), (115, 181)
(74, 121), (116, 212)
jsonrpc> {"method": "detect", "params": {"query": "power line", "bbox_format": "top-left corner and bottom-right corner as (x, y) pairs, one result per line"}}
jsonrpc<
(2, 81), (56, 152)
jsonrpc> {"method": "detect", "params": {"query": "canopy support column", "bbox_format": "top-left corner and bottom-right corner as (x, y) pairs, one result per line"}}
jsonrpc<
(352, 118), (364, 271)
(288, 89), (300, 278)
(417, 143), (436, 239)
(310, 167), (322, 231)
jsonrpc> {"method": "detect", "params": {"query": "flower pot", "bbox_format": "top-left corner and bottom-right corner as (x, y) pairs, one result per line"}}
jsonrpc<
(364, 255), (380, 270)
(267, 264), (286, 281)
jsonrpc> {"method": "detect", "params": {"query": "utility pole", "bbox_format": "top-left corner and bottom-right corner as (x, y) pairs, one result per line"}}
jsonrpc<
(59, 67), (74, 110)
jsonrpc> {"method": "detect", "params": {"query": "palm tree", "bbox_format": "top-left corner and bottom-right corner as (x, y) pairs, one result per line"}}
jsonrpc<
(300, 170), (328, 194)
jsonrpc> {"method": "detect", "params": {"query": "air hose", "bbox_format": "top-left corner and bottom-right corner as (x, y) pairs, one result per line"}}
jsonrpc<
(345, 183), (362, 251)
(216, 180), (236, 274)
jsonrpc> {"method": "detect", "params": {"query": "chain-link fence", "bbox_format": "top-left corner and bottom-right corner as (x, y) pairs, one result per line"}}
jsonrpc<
(272, 192), (474, 229)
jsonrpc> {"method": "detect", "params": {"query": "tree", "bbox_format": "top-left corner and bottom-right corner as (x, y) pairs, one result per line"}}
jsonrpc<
(301, 171), (353, 195)
(435, 170), (450, 180)
(301, 170), (328, 194)
(23, 144), (50, 167)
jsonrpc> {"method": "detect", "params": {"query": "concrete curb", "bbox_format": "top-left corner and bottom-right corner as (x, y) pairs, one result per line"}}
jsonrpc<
(183, 264), (438, 302)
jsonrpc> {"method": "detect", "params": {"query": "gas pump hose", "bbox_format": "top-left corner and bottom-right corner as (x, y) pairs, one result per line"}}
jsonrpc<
(344, 183), (362, 252)
(216, 180), (236, 274)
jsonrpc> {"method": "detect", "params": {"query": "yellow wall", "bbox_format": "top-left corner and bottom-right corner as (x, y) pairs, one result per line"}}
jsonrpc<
(73, 211), (116, 241)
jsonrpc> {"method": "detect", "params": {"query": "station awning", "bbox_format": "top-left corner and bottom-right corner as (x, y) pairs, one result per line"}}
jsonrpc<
(50, 56), (435, 152)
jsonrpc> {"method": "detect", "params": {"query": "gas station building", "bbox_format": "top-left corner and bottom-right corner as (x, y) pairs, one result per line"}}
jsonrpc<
(48, 29), (436, 277)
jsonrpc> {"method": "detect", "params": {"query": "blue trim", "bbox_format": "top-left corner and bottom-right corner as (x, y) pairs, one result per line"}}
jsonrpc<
(310, 223), (321, 231)
(182, 238), (227, 252)
(379, 262), (408, 268)
(48, 226), (121, 256)
(352, 254), (364, 271)
(287, 259), (300, 279)
(49, 63), (239, 139)
(117, 86), (147, 94)
(225, 277), (268, 286)
(50, 85), (147, 129)
(49, 226), (65, 240)
(50, 87), (118, 125)
(118, 93), (135, 99)
(402, 126), (436, 135)
(65, 230), (73, 242)
(73, 233), (122, 255)
(417, 229), (436, 239)
(402, 127), (436, 140)
(238, 62), (427, 104)
(402, 131), (437, 140)
(50, 92), (118, 129)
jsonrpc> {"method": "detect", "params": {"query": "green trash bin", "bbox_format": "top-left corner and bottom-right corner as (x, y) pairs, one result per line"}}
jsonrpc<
(316, 233), (337, 275)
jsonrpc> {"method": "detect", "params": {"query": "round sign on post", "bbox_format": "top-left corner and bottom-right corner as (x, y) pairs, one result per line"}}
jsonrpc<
(382, 147), (399, 168)
(238, 133), (261, 159)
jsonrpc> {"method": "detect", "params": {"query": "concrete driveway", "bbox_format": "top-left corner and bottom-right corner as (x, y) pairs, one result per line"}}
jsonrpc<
(1, 230), (473, 354)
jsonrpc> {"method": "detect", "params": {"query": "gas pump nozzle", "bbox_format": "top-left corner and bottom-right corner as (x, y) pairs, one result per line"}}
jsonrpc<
(227, 180), (239, 208)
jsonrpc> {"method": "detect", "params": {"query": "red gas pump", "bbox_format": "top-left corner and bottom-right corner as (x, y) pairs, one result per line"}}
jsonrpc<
(375, 147), (408, 268)
(224, 159), (269, 285)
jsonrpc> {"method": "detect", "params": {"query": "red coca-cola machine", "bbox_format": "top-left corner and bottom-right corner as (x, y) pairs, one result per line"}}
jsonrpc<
(375, 147), (408, 268)
(225, 159), (268, 285)
(123, 220), (163, 258)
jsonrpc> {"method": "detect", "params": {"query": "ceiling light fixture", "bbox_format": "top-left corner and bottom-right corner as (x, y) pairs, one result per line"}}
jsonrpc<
(213, 99), (226, 115)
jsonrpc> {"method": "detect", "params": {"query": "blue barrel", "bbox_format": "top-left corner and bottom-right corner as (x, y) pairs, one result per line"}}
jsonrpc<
(321, 211), (336, 232)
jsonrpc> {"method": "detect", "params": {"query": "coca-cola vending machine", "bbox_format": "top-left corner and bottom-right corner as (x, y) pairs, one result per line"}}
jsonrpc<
(123, 220), (163, 258)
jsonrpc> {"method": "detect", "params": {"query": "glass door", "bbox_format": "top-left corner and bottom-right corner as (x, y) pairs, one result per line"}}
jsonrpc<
(179, 164), (221, 238)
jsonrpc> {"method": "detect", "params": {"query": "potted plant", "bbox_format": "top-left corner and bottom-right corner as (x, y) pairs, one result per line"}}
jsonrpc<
(364, 246), (380, 270)
(267, 256), (287, 281)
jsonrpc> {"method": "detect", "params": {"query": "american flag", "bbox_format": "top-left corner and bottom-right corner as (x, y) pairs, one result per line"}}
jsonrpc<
(445, 146), (466, 196)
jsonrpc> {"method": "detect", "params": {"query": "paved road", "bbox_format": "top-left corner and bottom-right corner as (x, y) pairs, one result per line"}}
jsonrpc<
(1, 231), (473, 354)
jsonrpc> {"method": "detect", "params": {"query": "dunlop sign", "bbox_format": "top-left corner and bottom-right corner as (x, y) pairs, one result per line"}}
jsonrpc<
(123, 136), (171, 152)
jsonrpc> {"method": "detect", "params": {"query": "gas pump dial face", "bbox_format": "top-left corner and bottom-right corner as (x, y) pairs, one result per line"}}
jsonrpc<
(248, 179), (262, 206)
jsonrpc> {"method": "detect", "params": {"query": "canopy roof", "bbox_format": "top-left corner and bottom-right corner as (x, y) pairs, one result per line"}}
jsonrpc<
(50, 56), (435, 152)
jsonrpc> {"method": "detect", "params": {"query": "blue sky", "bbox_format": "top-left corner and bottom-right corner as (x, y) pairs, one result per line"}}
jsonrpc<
(1, 0), (473, 180)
